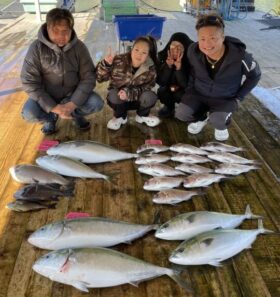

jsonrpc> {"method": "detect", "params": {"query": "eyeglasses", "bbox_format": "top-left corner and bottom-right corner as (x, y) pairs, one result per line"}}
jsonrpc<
(196, 15), (225, 30)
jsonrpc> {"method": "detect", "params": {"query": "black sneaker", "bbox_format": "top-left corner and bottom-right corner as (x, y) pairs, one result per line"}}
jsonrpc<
(158, 106), (174, 118)
(74, 116), (90, 131)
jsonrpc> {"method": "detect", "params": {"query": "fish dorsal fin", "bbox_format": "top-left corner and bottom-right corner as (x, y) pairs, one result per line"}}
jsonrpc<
(72, 281), (90, 292)
(185, 213), (196, 223)
(129, 281), (140, 287)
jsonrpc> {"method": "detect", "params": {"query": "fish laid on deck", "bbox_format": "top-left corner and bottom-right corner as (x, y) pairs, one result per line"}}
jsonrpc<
(155, 205), (261, 240)
(152, 189), (203, 205)
(171, 153), (212, 164)
(36, 155), (109, 180)
(136, 144), (169, 154)
(138, 164), (185, 177)
(33, 247), (192, 292)
(135, 154), (170, 164)
(28, 217), (158, 249)
(170, 143), (208, 155)
(9, 164), (70, 185)
(214, 163), (259, 175)
(200, 142), (244, 153)
(183, 173), (226, 188)
(207, 152), (257, 164)
(14, 184), (74, 202)
(47, 140), (138, 163)
(169, 220), (273, 266)
(143, 177), (185, 191)
(175, 163), (213, 174)
(6, 200), (57, 212)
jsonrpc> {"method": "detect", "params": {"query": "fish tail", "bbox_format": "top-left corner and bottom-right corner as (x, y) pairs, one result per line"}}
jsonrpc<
(258, 219), (274, 234)
(168, 269), (193, 293)
(245, 205), (263, 220)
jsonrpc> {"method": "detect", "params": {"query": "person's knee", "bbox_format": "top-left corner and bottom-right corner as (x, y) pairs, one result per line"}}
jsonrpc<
(139, 91), (157, 108)
(175, 103), (194, 122)
(21, 100), (41, 122)
(209, 112), (232, 129)
(107, 89), (122, 105)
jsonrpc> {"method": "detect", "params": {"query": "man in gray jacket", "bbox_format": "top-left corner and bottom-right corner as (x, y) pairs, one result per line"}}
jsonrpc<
(21, 8), (103, 135)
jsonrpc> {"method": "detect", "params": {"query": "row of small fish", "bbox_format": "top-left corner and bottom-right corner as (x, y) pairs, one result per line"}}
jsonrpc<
(136, 142), (244, 154)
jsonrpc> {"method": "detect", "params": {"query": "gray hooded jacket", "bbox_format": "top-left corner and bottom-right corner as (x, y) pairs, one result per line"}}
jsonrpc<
(21, 24), (96, 112)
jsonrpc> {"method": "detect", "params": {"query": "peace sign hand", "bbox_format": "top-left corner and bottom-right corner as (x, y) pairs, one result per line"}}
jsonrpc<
(166, 50), (174, 67)
(104, 46), (116, 65)
(174, 50), (183, 70)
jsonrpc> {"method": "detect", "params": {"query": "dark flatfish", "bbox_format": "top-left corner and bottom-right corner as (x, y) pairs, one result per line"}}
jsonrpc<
(14, 184), (74, 202)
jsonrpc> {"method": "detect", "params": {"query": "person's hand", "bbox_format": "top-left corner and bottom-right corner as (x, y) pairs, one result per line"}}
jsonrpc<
(118, 89), (128, 101)
(166, 50), (174, 67)
(104, 46), (116, 65)
(174, 50), (183, 70)
(51, 102), (77, 119)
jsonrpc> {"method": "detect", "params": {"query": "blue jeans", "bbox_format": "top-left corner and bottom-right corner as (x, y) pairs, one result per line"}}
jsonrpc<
(22, 91), (104, 122)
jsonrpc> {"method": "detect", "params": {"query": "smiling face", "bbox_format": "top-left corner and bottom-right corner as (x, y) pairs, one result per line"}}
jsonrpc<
(198, 26), (225, 60)
(47, 19), (72, 47)
(131, 41), (150, 68)
(170, 41), (184, 60)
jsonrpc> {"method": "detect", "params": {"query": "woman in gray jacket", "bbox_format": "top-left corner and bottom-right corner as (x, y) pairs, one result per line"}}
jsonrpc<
(21, 8), (103, 135)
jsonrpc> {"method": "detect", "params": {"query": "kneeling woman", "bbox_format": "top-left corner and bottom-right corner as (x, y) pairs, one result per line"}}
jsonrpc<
(97, 36), (160, 130)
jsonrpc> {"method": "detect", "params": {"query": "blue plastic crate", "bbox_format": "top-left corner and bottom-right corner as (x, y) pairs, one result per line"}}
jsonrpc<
(113, 14), (166, 41)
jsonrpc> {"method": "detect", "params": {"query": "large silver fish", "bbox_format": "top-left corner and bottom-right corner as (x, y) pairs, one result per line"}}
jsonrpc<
(135, 154), (170, 164)
(183, 173), (226, 188)
(155, 205), (261, 240)
(36, 155), (109, 180)
(136, 144), (169, 154)
(9, 164), (69, 185)
(33, 247), (192, 292)
(175, 163), (213, 174)
(28, 217), (158, 249)
(171, 153), (211, 164)
(207, 152), (257, 164)
(214, 163), (259, 175)
(200, 142), (244, 153)
(47, 140), (138, 163)
(138, 164), (185, 177)
(170, 143), (208, 155)
(143, 177), (185, 191)
(169, 220), (273, 266)
(152, 189), (203, 205)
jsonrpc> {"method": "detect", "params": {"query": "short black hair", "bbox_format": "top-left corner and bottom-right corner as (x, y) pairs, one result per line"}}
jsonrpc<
(46, 8), (74, 29)
(196, 14), (225, 31)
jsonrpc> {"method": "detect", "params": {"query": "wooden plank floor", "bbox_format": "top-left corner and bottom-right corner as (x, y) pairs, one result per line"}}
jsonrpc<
(0, 12), (279, 297)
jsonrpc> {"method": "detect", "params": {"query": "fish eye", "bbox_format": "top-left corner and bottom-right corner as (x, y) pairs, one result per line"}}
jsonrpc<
(162, 223), (169, 229)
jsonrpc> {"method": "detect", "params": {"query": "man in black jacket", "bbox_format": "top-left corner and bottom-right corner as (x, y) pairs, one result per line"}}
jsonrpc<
(21, 8), (103, 135)
(175, 14), (261, 141)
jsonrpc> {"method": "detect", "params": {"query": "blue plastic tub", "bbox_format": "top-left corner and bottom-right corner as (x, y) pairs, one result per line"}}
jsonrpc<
(113, 14), (166, 41)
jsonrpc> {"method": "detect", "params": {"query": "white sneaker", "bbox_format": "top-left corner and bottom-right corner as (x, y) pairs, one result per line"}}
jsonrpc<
(187, 118), (208, 134)
(215, 129), (229, 141)
(135, 114), (160, 127)
(107, 117), (127, 130)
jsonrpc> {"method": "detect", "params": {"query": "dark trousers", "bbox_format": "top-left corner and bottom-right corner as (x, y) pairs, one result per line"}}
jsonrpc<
(175, 91), (238, 130)
(107, 89), (157, 119)
(157, 86), (185, 111)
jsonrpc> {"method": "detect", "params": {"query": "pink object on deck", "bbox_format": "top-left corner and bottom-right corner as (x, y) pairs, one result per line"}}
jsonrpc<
(145, 139), (163, 145)
(65, 212), (91, 219)
(38, 140), (60, 151)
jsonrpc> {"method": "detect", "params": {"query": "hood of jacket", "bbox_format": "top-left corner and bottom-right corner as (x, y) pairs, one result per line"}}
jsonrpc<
(38, 23), (78, 53)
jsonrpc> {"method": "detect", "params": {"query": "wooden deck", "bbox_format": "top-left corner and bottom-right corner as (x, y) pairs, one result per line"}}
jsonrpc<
(0, 12), (279, 297)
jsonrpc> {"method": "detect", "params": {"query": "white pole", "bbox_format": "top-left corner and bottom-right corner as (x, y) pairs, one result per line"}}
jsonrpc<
(34, 0), (42, 23)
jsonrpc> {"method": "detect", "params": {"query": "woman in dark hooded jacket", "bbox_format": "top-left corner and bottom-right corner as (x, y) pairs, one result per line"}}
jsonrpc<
(157, 32), (193, 118)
